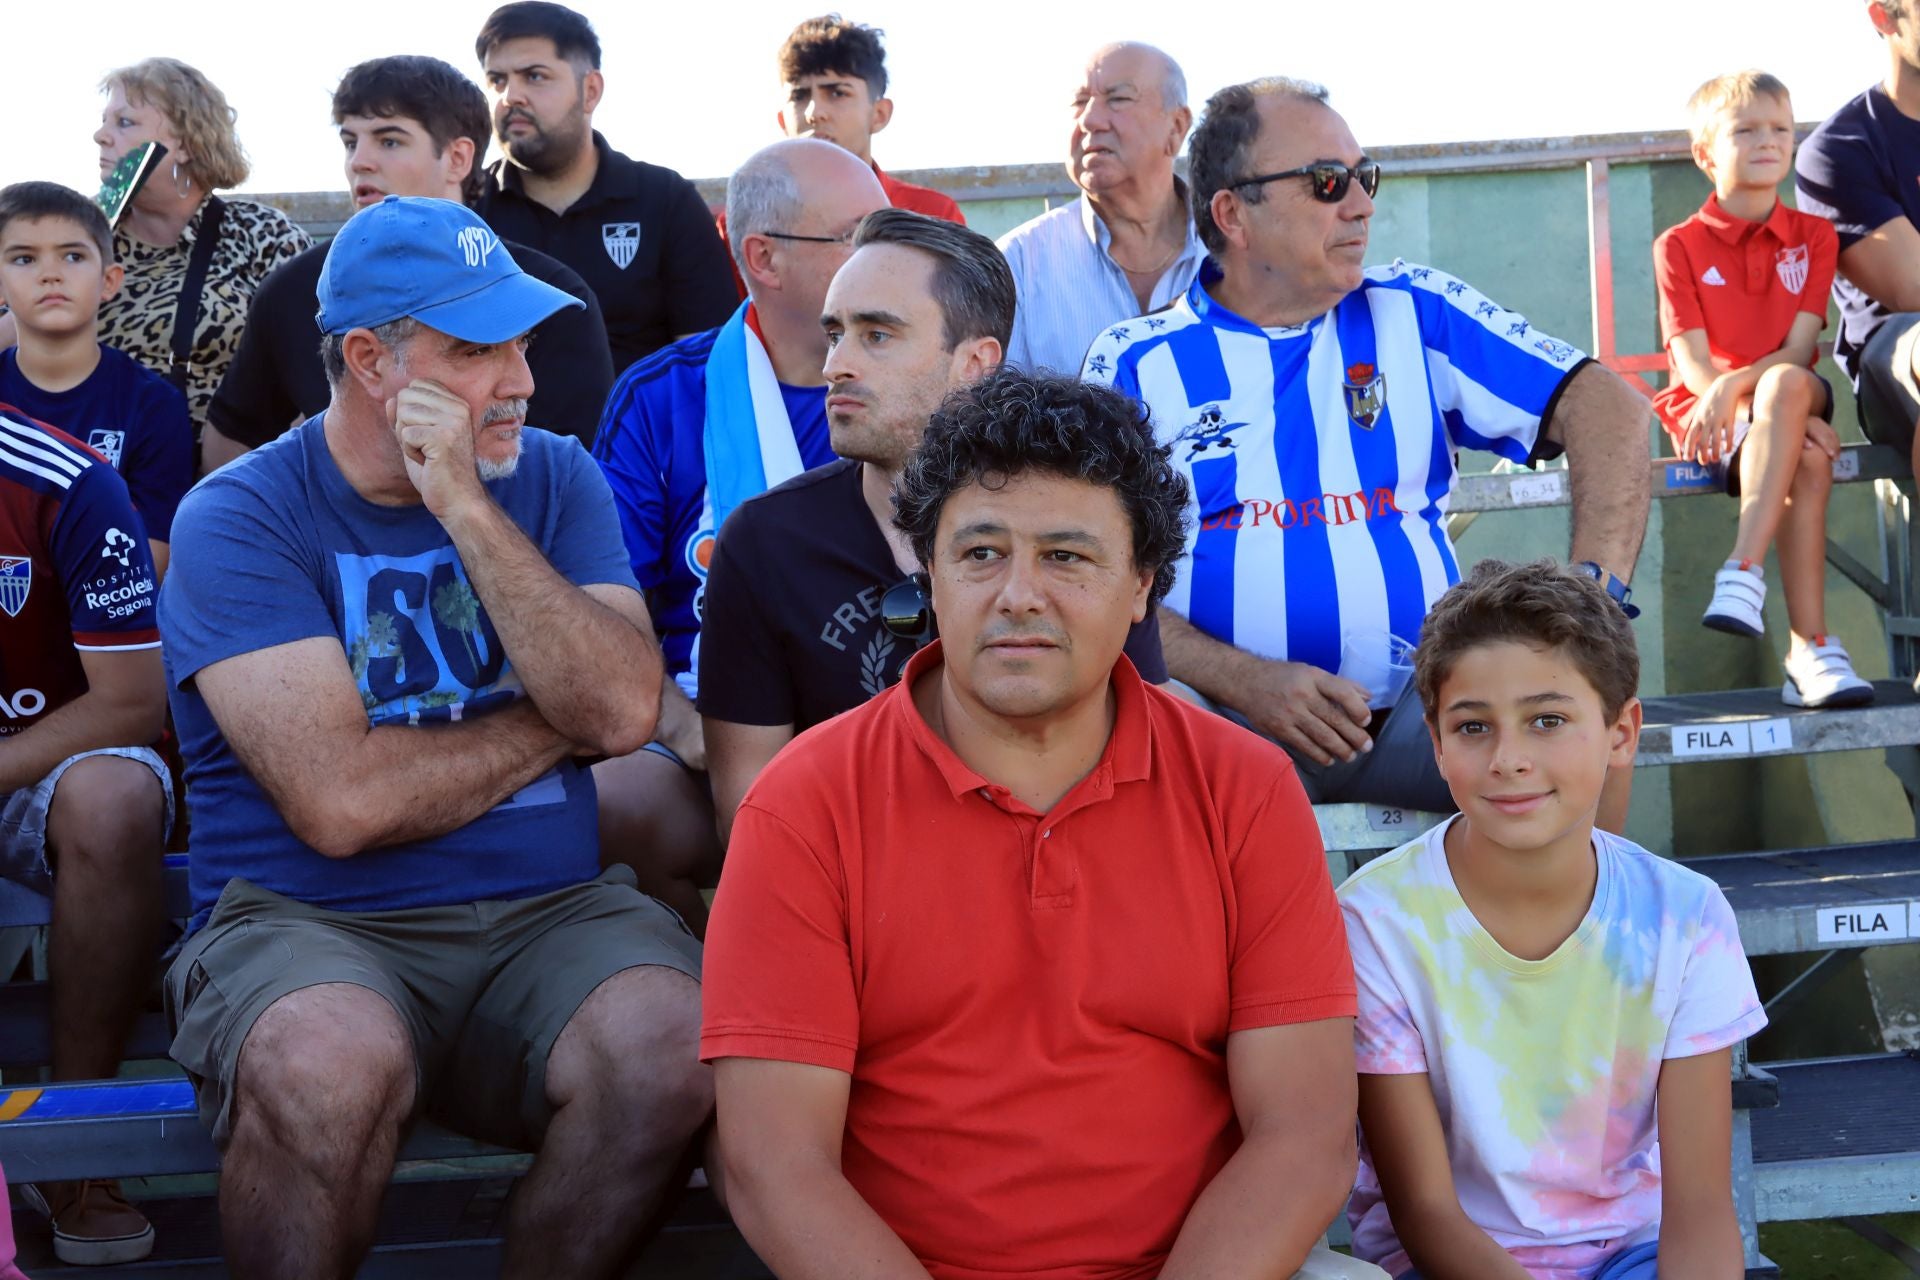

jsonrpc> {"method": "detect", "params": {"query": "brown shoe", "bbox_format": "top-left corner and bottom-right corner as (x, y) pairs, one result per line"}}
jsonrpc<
(21, 1179), (156, 1265)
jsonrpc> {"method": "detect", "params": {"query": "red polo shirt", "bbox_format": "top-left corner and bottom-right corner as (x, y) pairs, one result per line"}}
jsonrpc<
(1651, 196), (1837, 434)
(873, 162), (966, 225)
(701, 642), (1354, 1280)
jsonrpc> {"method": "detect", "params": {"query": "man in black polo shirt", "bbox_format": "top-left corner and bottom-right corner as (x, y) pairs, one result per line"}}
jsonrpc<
(475, 2), (737, 372)
(204, 56), (613, 468)
(698, 210), (1166, 841)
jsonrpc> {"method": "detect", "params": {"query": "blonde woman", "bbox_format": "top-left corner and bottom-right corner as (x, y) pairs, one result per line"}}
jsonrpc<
(92, 58), (310, 462)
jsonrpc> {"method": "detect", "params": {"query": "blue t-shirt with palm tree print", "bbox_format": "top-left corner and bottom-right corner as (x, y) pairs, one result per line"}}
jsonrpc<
(159, 417), (640, 928)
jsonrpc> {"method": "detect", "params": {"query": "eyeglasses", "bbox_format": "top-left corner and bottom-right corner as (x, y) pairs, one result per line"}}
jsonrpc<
(1230, 160), (1381, 203)
(881, 573), (935, 643)
(764, 229), (856, 246)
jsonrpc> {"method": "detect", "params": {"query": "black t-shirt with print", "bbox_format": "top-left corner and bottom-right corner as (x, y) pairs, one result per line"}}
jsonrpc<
(696, 457), (1166, 731)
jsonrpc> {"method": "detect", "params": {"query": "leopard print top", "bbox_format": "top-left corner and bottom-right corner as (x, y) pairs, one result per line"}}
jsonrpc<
(99, 198), (312, 438)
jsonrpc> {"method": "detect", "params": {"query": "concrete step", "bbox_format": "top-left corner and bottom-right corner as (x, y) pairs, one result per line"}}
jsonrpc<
(1696, 841), (1920, 957)
(1449, 443), (1904, 515)
(1637, 681), (1920, 766)
(1753, 1051), (1920, 1222)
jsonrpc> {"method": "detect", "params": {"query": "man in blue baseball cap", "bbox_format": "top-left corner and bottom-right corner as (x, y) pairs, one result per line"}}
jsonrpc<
(155, 195), (710, 1278)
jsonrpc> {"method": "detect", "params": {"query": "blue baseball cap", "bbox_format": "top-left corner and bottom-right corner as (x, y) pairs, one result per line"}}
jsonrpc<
(315, 196), (583, 341)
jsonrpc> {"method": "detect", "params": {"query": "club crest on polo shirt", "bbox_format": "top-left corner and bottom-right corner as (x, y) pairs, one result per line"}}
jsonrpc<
(0, 557), (29, 618)
(602, 222), (641, 270)
(1776, 244), (1808, 295)
(86, 430), (125, 469)
(1343, 363), (1386, 430)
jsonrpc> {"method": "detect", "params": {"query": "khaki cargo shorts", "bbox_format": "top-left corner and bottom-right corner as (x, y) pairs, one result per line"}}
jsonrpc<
(164, 865), (701, 1149)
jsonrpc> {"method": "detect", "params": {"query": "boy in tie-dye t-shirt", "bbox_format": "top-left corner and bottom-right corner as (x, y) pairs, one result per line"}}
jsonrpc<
(1338, 560), (1765, 1280)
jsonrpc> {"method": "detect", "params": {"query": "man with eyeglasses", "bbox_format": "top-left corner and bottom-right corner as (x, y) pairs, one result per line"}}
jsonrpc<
(695, 210), (1164, 844)
(997, 42), (1205, 375)
(592, 137), (887, 926)
(1085, 78), (1652, 821)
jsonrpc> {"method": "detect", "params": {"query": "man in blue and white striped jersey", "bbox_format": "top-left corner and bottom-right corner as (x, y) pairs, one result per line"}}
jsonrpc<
(1084, 77), (1651, 819)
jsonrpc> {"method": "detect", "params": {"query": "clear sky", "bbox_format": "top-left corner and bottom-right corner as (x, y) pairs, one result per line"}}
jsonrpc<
(10, 0), (1890, 198)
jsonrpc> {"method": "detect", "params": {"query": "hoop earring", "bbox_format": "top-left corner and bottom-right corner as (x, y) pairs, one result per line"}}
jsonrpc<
(172, 162), (193, 199)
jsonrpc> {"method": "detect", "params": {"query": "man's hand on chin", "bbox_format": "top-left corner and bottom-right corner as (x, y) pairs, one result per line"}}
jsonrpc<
(389, 379), (487, 519)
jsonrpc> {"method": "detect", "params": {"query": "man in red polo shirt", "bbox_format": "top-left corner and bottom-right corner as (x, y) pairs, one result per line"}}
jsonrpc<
(1653, 70), (1870, 708)
(701, 371), (1376, 1279)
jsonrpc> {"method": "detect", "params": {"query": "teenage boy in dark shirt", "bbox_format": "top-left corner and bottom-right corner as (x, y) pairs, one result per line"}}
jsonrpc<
(698, 210), (1162, 841)
(206, 55), (612, 465)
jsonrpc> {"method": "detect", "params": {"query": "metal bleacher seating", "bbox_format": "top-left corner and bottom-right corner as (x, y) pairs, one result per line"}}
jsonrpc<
(6, 153), (1920, 1275)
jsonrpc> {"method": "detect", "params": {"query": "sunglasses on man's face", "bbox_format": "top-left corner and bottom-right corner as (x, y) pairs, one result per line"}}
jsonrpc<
(1231, 159), (1381, 204)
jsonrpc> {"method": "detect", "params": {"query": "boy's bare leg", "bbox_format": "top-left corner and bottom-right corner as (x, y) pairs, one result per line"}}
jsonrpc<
(45, 757), (166, 1080)
(1774, 426), (1837, 641)
(1730, 367), (1819, 566)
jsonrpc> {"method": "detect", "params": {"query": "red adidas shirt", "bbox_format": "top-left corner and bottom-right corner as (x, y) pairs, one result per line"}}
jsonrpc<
(702, 642), (1354, 1279)
(1652, 196), (1837, 434)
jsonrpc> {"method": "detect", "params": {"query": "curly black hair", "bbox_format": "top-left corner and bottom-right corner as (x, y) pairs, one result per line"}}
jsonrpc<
(892, 371), (1191, 607)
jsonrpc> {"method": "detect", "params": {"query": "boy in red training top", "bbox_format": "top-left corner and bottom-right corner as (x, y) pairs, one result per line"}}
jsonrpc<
(1653, 70), (1871, 708)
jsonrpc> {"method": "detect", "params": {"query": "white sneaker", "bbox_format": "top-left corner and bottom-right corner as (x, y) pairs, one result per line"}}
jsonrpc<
(1703, 561), (1766, 637)
(1782, 636), (1876, 708)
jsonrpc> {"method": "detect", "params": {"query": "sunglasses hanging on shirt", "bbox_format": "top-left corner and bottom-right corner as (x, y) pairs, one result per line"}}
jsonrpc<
(880, 573), (935, 682)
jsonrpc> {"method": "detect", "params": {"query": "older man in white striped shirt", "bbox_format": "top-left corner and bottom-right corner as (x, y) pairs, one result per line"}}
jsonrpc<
(997, 43), (1204, 376)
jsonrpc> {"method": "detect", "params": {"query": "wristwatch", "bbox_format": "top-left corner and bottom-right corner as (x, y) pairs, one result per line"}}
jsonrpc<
(1574, 561), (1640, 619)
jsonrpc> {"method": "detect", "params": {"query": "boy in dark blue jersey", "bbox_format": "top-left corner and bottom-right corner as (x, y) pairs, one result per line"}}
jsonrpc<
(0, 182), (192, 577)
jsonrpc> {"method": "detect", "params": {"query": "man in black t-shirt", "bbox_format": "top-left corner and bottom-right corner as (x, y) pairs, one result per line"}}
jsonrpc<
(474, 3), (737, 372)
(698, 210), (1165, 841)
(206, 56), (614, 465)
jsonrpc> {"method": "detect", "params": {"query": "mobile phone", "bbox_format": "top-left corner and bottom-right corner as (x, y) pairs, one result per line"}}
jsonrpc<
(95, 142), (168, 228)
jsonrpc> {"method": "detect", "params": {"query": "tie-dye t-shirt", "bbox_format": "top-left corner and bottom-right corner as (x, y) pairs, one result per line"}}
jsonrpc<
(1338, 818), (1766, 1280)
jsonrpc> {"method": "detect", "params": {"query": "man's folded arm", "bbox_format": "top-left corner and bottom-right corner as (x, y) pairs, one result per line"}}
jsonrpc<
(193, 635), (574, 858)
(439, 491), (663, 757)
